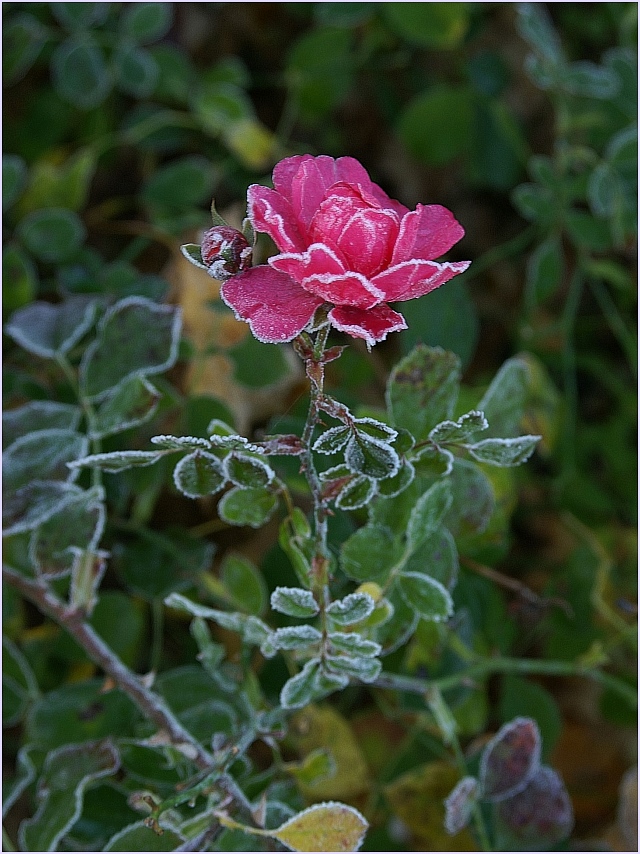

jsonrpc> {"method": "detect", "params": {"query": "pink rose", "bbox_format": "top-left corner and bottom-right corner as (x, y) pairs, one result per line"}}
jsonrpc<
(221, 154), (470, 347)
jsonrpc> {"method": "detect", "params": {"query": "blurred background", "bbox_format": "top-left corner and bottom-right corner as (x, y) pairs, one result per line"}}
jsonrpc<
(3, 2), (637, 849)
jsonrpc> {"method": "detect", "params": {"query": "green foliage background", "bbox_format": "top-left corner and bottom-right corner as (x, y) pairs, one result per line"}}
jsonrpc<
(3, 2), (637, 851)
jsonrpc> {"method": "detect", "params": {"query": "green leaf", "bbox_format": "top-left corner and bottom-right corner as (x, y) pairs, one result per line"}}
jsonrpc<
(335, 475), (377, 511)
(271, 586), (318, 618)
(399, 279), (479, 369)
(51, 4), (110, 30)
(407, 480), (453, 551)
(313, 425), (351, 455)
(382, 2), (468, 48)
(220, 552), (267, 616)
(30, 485), (105, 578)
(344, 433), (399, 480)
(19, 740), (120, 851)
(5, 295), (96, 359)
(515, 3), (563, 62)
(142, 156), (215, 212)
(280, 658), (322, 709)
(411, 444), (454, 477)
(404, 528), (459, 591)
(565, 209), (614, 251)
(151, 435), (211, 450)
(192, 83), (253, 135)
(445, 459), (495, 539)
(70, 449), (166, 473)
(327, 593), (375, 626)
(3, 13), (47, 84)
(51, 35), (111, 109)
(272, 801), (368, 852)
(326, 654), (381, 683)
(328, 632), (381, 658)
(91, 376), (161, 439)
(112, 40), (159, 98)
(286, 28), (354, 119)
(279, 513), (313, 588)
(2, 745), (37, 820)
(150, 43), (197, 104)
(398, 86), (473, 166)
(478, 356), (530, 438)
(3, 154), (27, 211)
(2, 244), (37, 313)
(69, 548), (108, 615)
(3, 429), (88, 496)
(3, 481), (85, 536)
(3, 401), (80, 449)
(340, 524), (403, 584)
(116, 530), (214, 600)
(387, 345), (461, 441)
(467, 435), (540, 467)
(3, 636), (38, 727)
(587, 161), (626, 219)
(218, 485), (278, 528)
(180, 243), (207, 270)
(353, 418), (398, 443)
(17, 148), (97, 215)
(271, 625), (322, 651)
(25, 680), (138, 751)
(80, 297), (182, 400)
(228, 333), (290, 388)
(562, 60), (620, 98)
(511, 183), (555, 224)
(526, 236), (564, 307)
(17, 207), (86, 262)
(104, 820), (182, 852)
(429, 410), (488, 444)
(120, 2), (174, 44)
(376, 458), (415, 498)
(397, 571), (453, 621)
(173, 450), (226, 498)
(225, 453), (274, 488)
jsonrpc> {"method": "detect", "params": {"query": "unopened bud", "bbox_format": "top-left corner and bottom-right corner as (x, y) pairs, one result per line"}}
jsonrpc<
(201, 226), (252, 279)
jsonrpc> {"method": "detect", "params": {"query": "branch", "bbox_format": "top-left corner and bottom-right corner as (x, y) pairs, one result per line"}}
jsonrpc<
(2, 565), (256, 823)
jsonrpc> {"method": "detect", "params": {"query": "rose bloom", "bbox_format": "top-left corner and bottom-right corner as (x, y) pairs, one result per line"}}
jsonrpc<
(221, 155), (470, 348)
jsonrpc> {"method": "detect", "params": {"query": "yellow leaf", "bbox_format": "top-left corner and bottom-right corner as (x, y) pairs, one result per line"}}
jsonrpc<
(384, 761), (477, 850)
(273, 802), (368, 852)
(288, 705), (370, 800)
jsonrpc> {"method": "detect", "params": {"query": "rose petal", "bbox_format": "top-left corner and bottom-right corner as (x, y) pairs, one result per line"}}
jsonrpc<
(335, 207), (399, 278)
(392, 204), (466, 265)
(221, 266), (323, 344)
(247, 185), (306, 253)
(373, 259), (471, 302)
(273, 155), (314, 202)
(334, 157), (409, 217)
(270, 244), (384, 308)
(329, 303), (407, 347)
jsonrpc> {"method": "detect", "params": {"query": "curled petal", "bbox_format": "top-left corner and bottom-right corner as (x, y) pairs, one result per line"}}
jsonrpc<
(329, 304), (407, 348)
(273, 154), (315, 202)
(373, 259), (471, 303)
(247, 185), (306, 253)
(335, 208), (399, 278)
(270, 245), (384, 309)
(392, 204), (466, 265)
(221, 266), (323, 344)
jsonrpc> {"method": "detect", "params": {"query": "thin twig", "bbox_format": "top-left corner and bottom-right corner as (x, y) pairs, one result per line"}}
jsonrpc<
(2, 565), (257, 826)
(461, 556), (574, 618)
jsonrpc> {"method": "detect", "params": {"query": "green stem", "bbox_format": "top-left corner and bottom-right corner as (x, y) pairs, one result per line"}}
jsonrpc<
(559, 263), (584, 480)
(150, 598), (164, 674)
(374, 655), (637, 708)
(55, 353), (102, 488)
(585, 274), (638, 379)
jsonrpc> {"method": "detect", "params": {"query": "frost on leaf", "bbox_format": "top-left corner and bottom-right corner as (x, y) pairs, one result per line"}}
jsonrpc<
(272, 801), (368, 852)
(480, 717), (541, 801)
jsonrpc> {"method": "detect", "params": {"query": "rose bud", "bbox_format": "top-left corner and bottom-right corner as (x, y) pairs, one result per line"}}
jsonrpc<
(201, 226), (252, 279)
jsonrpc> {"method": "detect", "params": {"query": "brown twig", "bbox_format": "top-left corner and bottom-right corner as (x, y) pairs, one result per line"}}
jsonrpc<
(2, 565), (256, 825)
(461, 555), (574, 618)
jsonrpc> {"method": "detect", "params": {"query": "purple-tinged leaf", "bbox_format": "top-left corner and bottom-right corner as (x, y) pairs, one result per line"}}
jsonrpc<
(480, 716), (541, 801)
(496, 764), (574, 847)
(444, 775), (479, 834)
